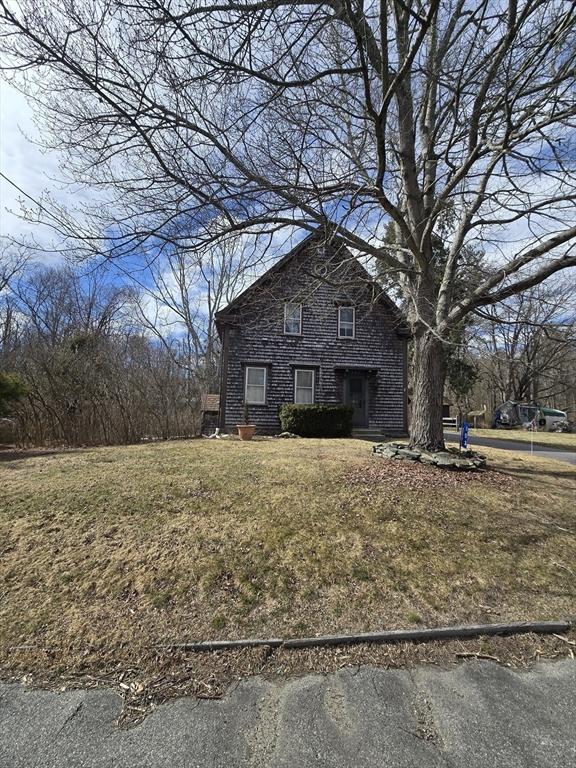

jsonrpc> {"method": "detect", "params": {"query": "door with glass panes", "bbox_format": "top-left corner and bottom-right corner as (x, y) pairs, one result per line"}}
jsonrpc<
(344, 374), (368, 427)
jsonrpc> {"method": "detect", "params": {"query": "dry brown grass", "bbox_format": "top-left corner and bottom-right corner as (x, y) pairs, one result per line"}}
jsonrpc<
(1, 438), (574, 713)
(469, 428), (576, 451)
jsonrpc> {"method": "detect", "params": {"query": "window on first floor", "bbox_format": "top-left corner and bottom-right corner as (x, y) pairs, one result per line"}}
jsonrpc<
(294, 368), (315, 404)
(284, 302), (302, 335)
(245, 366), (267, 404)
(338, 306), (355, 338)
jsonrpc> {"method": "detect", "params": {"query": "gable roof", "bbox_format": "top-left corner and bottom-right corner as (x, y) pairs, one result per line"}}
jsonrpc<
(215, 228), (408, 334)
(215, 231), (319, 321)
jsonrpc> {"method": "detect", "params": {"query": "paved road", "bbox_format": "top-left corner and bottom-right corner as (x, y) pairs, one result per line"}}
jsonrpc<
(444, 431), (576, 465)
(1, 660), (575, 767)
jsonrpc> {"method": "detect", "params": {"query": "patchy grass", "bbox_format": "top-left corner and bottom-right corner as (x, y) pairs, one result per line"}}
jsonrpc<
(0, 438), (574, 705)
(469, 428), (576, 451)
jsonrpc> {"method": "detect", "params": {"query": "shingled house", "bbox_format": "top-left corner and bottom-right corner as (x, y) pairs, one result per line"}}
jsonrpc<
(215, 232), (409, 437)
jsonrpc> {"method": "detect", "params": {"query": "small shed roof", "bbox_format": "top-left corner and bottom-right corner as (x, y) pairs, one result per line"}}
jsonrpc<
(201, 394), (220, 412)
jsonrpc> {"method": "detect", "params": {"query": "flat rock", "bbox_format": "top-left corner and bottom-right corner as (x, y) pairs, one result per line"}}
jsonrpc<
(397, 448), (422, 460)
(374, 442), (486, 470)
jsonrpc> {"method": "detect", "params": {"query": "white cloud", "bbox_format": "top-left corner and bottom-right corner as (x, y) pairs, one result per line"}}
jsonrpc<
(0, 81), (83, 255)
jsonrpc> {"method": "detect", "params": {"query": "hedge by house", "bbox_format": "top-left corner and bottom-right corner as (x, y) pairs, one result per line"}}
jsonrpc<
(279, 404), (354, 438)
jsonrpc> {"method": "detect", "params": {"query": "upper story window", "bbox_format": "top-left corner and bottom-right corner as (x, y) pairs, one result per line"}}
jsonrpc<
(338, 306), (355, 338)
(284, 302), (302, 335)
(294, 368), (314, 404)
(245, 366), (267, 404)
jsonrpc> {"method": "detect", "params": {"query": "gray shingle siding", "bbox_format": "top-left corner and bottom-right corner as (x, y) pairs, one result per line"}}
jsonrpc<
(217, 238), (408, 435)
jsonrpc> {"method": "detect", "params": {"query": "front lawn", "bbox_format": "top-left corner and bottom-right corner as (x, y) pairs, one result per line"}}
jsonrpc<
(1, 438), (574, 702)
(469, 428), (576, 451)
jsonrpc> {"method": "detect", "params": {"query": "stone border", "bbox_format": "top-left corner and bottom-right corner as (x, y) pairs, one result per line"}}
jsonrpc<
(373, 442), (487, 469)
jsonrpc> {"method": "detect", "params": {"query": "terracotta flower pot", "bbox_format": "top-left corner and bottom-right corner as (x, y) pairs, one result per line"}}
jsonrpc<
(237, 424), (256, 441)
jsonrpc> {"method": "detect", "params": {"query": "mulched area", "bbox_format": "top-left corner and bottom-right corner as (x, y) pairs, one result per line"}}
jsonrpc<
(2, 631), (574, 726)
(345, 456), (517, 492)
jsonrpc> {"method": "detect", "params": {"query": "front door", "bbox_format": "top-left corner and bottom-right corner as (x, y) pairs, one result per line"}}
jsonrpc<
(345, 375), (368, 427)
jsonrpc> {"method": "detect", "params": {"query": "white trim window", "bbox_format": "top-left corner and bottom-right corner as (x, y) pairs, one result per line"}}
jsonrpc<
(245, 366), (267, 404)
(338, 306), (355, 338)
(294, 369), (315, 404)
(284, 302), (302, 335)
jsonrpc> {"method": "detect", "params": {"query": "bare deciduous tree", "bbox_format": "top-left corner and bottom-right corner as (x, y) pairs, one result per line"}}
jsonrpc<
(1, 264), (199, 445)
(472, 280), (576, 412)
(0, 241), (29, 356)
(2, 0), (576, 449)
(131, 232), (263, 392)
(0, 243), (28, 294)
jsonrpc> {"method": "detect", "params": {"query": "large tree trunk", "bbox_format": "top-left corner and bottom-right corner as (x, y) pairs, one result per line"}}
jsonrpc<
(409, 331), (447, 452)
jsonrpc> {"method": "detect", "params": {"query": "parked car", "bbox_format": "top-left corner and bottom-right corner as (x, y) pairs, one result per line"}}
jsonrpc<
(492, 401), (567, 432)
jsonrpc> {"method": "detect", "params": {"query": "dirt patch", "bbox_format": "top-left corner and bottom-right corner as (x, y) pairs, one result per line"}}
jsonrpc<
(0, 446), (83, 463)
(346, 457), (516, 491)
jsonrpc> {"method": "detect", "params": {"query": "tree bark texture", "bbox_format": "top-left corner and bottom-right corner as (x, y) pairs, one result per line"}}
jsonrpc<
(409, 331), (447, 452)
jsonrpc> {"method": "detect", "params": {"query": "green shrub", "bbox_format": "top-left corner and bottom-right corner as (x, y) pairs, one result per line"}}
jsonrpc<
(279, 403), (353, 438)
(0, 372), (28, 417)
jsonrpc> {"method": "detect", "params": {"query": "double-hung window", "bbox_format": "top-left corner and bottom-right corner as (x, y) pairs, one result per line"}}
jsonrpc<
(338, 306), (355, 338)
(294, 369), (314, 404)
(245, 366), (267, 404)
(284, 302), (302, 335)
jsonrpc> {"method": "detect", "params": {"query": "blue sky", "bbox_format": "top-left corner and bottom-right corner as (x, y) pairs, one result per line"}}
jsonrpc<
(2, 68), (575, 291)
(0, 81), (87, 256)
(0, 81), (306, 341)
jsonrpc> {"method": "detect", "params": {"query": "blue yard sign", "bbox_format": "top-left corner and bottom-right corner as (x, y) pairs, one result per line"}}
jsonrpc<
(460, 421), (469, 450)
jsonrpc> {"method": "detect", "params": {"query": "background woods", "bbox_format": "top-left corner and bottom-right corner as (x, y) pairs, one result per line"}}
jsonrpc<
(470, 281), (576, 418)
(0, 226), (272, 445)
(0, 259), (214, 445)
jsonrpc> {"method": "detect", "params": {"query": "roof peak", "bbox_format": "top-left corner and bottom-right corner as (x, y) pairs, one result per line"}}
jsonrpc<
(215, 229), (338, 319)
(214, 227), (406, 334)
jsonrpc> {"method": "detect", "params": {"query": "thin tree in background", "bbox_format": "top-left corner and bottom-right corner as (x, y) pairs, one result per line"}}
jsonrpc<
(131, 232), (264, 393)
(473, 280), (576, 410)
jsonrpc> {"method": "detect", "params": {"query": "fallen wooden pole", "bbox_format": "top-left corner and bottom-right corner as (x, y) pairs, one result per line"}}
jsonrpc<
(163, 637), (285, 652)
(159, 619), (572, 654)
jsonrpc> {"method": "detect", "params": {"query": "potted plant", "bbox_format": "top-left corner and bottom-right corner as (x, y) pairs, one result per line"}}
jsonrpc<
(237, 402), (256, 441)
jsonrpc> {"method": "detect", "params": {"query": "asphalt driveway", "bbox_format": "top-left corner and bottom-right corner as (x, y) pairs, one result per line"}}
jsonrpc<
(444, 431), (576, 465)
(1, 660), (575, 767)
